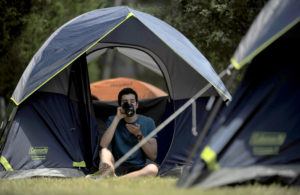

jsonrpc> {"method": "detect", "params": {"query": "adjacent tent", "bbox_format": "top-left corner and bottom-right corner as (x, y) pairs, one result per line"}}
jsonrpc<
(90, 77), (168, 101)
(0, 6), (231, 178)
(178, 0), (300, 188)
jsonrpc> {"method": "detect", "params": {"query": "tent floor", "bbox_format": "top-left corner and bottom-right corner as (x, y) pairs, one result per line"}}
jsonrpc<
(0, 168), (85, 179)
(191, 165), (300, 188)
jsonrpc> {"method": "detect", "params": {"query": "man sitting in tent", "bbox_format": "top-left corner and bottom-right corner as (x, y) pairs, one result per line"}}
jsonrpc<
(98, 88), (158, 178)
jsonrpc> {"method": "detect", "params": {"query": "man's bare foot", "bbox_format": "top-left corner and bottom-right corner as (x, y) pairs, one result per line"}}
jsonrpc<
(85, 162), (116, 179)
(99, 162), (115, 177)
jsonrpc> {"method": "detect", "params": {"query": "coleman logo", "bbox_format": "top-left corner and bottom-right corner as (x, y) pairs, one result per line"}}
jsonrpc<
(249, 132), (286, 146)
(29, 147), (48, 155)
(249, 132), (286, 155)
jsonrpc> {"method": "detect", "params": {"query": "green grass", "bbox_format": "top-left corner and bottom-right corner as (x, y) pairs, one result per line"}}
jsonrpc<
(0, 177), (299, 195)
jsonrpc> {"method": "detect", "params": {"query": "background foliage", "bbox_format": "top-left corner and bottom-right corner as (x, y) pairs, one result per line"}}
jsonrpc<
(0, 0), (113, 102)
(161, 0), (267, 72)
(0, 0), (268, 118)
(150, 0), (268, 91)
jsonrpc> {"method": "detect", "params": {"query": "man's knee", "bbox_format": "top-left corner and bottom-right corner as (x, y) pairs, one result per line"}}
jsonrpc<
(100, 147), (115, 163)
(100, 147), (114, 156)
(100, 147), (110, 154)
(144, 164), (159, 176)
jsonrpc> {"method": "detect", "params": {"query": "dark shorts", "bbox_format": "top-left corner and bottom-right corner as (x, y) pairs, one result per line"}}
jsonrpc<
(115, 159), (157, 176)
(100, 146), (157, 176)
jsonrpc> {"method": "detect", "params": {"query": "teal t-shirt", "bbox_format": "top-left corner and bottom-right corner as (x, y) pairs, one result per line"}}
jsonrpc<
(106, 114), (157, 166)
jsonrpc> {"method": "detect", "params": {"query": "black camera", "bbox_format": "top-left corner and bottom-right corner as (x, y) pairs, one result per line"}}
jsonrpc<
(122, 102), (135, 117)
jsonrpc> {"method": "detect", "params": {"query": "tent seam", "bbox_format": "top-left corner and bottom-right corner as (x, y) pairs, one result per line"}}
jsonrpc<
(232, 18), (300, 70)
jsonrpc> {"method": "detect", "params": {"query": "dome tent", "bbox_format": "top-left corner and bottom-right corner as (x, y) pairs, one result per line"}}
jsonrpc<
(0, 6), (231, 178)
(178, 0), (300, 188)
(90, 77), (167, 101)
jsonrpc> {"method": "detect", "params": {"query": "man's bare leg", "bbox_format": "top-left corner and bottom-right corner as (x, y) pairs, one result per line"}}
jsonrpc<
(100, 148), (158, 178)
(120, 163), (158, 178)
(99, 147), (115, 176)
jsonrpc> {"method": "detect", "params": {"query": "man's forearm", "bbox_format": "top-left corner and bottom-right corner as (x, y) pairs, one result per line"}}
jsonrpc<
(141, 138), (157, 161)
(100, 117), (120, 147)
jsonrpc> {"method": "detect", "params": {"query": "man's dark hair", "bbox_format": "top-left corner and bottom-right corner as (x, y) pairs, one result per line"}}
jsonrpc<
(118, 88), (138, 106)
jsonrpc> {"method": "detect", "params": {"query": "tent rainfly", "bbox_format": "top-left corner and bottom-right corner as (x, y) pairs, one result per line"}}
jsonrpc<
(178, 0), (300, 188)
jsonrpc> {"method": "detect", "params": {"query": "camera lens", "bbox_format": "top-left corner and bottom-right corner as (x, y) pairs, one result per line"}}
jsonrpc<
(122, 102), (135, 117)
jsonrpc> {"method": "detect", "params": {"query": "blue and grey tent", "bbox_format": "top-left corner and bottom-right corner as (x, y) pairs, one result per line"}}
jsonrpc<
(0, 6), (231, 178)
(178, 0), (300, 188)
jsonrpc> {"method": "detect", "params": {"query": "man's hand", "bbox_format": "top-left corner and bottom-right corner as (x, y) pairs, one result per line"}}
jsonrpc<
(116, 107), (126, 120)
(126, 123), (141, 137)
(100, 107), (125, 148)
(126, 123), (157, 161)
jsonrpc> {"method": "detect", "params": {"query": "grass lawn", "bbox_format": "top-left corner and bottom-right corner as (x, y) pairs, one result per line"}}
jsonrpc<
(0, 177), (299, 195)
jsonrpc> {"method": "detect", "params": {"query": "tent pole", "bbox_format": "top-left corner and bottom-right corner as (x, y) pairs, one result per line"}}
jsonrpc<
(178, 64), (237, 187)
